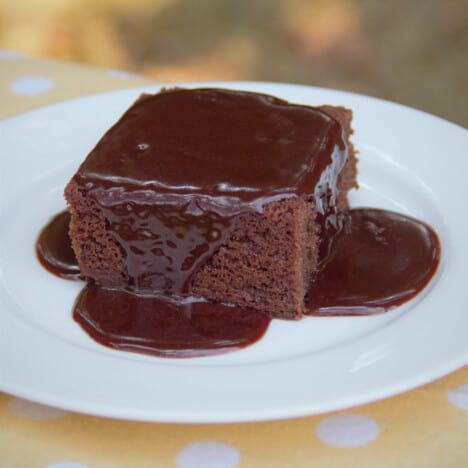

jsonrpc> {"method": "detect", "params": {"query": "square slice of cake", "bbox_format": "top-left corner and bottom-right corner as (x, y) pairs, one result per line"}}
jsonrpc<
(64, 88), (357, 319)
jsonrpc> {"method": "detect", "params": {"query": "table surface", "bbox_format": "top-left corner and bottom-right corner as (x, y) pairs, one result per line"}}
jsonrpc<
(0, 50), (467, 468)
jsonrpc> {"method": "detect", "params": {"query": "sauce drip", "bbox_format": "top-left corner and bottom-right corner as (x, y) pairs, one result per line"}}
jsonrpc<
(36, 211), (80, 280)
(36, 207), (440, 358)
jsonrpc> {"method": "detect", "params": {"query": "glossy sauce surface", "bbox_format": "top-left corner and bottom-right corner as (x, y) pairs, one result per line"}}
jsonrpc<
(78, 89), (346, 199)
(72, 89), (348, 294)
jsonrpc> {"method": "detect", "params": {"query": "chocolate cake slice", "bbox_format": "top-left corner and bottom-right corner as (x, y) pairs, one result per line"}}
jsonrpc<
(64, 88), (357, 319)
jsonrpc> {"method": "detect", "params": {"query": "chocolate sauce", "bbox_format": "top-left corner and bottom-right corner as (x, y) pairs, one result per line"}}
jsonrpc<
(36, 207), (440, 358)
(73, 284), (271, 358)
(306, 209), (441, 315)
(36, 211), (80, 279)
(72, 89), (348, 294)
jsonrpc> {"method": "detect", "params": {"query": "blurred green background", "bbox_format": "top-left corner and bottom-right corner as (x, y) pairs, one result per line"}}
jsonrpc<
(1, 0), (467, 126)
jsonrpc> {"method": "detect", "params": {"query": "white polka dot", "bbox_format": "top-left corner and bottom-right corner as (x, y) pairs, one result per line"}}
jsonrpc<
(107, 68), (139, 78)
(10, 75), (55, 96)
(45, 463), (88, 468)
(447, 383), (468, 411)
(8, 397), (67, 420)
(316, 413), (380, 448)
(0, 49), (26, 59)
(176, 441), (241, 468)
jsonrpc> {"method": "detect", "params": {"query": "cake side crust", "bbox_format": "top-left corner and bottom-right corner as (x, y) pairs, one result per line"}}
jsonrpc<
(65, 180), (126, 286)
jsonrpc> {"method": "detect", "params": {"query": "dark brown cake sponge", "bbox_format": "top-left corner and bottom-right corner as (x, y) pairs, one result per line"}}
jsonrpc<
(191, 197), (316, 319)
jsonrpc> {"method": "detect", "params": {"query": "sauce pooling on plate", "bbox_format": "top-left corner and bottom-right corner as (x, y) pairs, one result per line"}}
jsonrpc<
(306, 208), (440, 315)
(36, 207), (440, 358)
(73, 284), (271, 358)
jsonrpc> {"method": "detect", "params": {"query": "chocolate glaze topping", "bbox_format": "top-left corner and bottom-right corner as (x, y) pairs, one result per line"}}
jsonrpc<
(72, 88), (347, 294)
(78, 89), (346, 200)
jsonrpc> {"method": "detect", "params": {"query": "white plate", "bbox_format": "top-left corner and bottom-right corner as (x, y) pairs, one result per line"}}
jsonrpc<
(0, 82), (467, 423)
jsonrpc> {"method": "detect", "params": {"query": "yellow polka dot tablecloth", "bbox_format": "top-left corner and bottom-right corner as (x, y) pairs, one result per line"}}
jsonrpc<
(1, 50), (467, 468)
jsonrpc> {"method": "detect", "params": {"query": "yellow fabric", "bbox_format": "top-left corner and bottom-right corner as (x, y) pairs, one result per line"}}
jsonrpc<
(0, 53), (466, 468)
